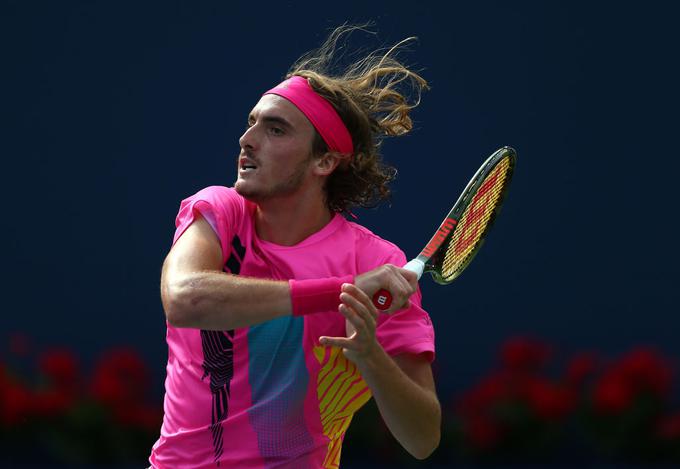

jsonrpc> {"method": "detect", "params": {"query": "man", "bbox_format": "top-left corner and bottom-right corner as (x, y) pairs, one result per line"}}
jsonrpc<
(150, 27), (440, 468)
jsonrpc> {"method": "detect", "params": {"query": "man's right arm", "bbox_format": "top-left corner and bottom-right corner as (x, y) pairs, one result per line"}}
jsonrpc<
(161, 214), (418, 330)
(161, 215), (292, 330)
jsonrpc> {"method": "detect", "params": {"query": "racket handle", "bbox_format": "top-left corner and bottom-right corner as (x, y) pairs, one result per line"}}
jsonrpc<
(371, 259), (425, 311)
(404, 258), (425, 279)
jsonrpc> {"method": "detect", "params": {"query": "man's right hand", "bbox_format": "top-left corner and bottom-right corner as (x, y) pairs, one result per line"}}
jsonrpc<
(354, 264), (418, 314)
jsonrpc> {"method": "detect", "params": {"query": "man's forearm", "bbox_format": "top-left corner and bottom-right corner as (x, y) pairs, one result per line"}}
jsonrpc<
(356, 347), (441, 459)
(162, 269), (292, 330)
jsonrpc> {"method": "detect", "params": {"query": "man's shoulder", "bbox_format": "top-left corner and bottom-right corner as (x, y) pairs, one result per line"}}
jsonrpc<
(345, 220), (398, 247)
(189, 185), (240, 202)
(344, 219), (406, 264)
(184, 186), (250, 213)
(177, 186), (254, 236)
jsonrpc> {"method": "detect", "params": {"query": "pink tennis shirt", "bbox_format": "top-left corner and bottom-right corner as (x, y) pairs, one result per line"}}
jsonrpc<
(150, 186), (435, 469)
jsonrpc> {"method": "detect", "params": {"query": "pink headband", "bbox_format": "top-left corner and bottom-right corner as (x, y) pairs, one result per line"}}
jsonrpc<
(264, 76), (354, 155)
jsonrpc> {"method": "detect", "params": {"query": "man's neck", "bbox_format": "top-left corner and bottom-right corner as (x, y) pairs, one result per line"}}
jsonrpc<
(254, 192), (333, 246)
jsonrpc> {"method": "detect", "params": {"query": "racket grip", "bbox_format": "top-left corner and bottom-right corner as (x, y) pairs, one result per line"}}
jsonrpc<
(403, 258), (425, 279)
(371, 259), (425, 311)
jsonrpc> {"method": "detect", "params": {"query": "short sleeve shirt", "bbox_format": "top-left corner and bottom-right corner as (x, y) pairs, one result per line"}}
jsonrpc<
(150, 186), (435, 469)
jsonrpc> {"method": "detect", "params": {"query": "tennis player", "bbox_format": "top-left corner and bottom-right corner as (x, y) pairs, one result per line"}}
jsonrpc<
(149, 26), (440, 468)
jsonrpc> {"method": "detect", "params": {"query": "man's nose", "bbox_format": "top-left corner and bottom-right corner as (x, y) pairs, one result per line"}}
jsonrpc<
(239, 125), (257, 151)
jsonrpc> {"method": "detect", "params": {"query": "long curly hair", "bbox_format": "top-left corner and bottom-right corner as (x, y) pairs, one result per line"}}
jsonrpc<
(287, 25), (429, 213)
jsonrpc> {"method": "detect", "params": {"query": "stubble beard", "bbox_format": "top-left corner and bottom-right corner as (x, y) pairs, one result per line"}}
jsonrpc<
(234, 154), (313, 203)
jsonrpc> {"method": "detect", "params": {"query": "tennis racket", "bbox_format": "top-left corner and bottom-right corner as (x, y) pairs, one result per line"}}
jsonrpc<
(372, 146), (517, 310)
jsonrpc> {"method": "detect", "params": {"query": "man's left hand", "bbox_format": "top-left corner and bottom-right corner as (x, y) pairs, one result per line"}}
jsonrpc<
(319, 283), (381, 363)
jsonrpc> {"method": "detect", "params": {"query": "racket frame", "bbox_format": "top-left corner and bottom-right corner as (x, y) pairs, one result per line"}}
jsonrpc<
(414, 146), (516, 284)
(371, 146), (516, 310)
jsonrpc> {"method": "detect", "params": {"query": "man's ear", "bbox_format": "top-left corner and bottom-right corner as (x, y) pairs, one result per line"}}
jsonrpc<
(313, 152), (346, 176)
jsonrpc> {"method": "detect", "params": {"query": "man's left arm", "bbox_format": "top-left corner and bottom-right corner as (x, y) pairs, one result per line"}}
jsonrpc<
(319, 284), (441, 460)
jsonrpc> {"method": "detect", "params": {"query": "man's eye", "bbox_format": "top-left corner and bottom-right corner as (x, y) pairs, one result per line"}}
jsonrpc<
(270, 127), (284, 135)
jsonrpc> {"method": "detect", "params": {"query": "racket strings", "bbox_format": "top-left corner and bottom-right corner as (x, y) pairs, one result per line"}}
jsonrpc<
(440, 157), (512, 280)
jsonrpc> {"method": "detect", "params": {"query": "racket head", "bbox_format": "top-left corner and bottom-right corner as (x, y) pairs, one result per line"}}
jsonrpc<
(419, 146), (516, 284)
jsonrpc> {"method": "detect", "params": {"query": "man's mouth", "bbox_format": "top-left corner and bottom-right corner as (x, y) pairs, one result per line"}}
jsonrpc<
(239, 158), (258, 172)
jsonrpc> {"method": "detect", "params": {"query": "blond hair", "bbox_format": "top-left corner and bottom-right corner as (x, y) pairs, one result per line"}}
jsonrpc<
(287, 25), (429, 213)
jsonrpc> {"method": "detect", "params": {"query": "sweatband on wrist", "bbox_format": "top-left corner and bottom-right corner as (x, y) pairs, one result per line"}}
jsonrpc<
(289, 275), (354, 316)
(264, 76), (354, 155)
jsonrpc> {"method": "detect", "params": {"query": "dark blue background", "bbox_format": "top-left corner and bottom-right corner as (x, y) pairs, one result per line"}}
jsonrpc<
(3, 1), (679, 404)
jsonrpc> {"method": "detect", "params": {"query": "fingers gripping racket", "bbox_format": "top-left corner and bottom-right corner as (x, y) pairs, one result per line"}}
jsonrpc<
(372, 146), (517, 310)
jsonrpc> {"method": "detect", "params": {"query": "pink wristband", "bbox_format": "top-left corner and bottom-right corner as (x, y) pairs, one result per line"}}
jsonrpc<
(289, 275), (354, 316)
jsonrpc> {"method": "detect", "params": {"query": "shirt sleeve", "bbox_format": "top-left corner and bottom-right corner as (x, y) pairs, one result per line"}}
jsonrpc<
(172, 186), (244, 267)
(372, 248), (436, 363)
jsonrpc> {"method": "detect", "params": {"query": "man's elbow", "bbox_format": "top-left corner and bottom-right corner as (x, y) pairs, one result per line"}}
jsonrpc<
(163, 289), (188, 328)
(407, 401), (441, 460)
(410, 427), (441, 460)
(162, 280), (201, 328)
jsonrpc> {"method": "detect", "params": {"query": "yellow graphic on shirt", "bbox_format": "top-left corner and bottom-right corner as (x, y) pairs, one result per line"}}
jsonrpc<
(314, 345), (372, 469)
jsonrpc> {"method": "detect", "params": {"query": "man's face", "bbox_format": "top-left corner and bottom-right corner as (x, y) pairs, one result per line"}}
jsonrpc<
(234, 94), (317, 202)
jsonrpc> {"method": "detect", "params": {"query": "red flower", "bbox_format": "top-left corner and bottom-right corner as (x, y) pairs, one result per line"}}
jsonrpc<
(524, 377), (575, 421)
(615, 348), (672, 398)
(565, 353), (597, 388)
(32, 388), (74, 417)
(90, 348), (149, 409)
(500, 337), (550, 374)
(0, 371), (33, 426)
(592, 374), (634, 414)
(0, 363), (8, 387)
(39, 348), (79, 391)
(457, 371), (510, 416)
(591, 348), (673, 415)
